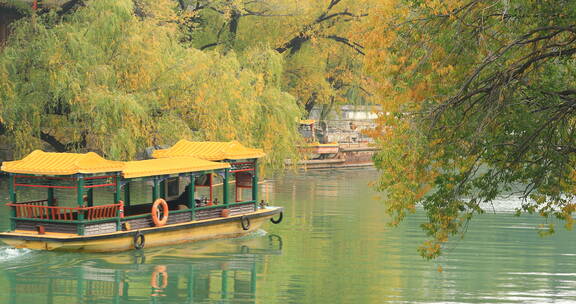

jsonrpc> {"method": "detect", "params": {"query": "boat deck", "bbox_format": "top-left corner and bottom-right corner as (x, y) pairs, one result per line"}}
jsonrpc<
(11, 200), (258, 236)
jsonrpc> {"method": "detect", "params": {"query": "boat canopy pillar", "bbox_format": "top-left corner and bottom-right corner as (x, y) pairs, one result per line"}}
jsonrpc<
(114, 173), (121, 203)
(86, 188), (94, 207)
(8, 174), (16, 203)
(77, 177), (85, 207)
(8, 174), (16, 230)
(209, 174), (213, 204)
(124, 181), (131, 207)
(115, 174), (122, 231)
(152, 178), (160, 202)
(223, 168), (229, 206)
(188, 175), (195, 211)
(252, 159), (258, 202)
(47, 187), (55, 206)
(77, 177), (85, 235)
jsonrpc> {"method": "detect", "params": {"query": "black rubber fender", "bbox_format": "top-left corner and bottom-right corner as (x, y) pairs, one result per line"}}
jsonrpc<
(270, 212), (283, 224)
(133, 230), (145, 250)
(241, 216), (250, 230)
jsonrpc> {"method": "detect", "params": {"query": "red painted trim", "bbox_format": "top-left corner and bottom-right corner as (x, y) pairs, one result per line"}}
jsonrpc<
(15, 175), (75, 180)
(15, 184), (76, 189)
(230, 168), (254, 173)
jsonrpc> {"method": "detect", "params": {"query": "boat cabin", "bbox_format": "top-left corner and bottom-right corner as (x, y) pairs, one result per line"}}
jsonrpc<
(1, 147), (264, 236)
(152, 140), (265, 204)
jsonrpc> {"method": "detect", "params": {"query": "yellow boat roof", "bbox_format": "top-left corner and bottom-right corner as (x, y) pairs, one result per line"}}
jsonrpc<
(1, 150), (124, 175)
(152, 140), (265, 161)
(122, 157), (230, 179)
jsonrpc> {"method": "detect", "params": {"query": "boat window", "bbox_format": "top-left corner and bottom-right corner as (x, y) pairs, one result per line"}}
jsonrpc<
(90, 186), (114, 207)
(235, 172), (253, 202)
(165, 177), (180, 201)
(124, 180), (153, 206)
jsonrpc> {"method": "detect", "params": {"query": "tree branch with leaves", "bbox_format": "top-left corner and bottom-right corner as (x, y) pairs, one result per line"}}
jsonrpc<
(362, 0), (576, 259)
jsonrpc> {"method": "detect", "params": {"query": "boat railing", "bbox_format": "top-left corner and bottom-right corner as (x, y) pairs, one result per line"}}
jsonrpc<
(6, 202), (123, 222)
(7, 199), (256, 234)
(85, 204), (123, 220)
(193, 200), (256, 211)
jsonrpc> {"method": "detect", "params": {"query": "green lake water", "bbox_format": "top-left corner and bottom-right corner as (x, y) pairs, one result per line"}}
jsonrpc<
(0, 168), (575, 303)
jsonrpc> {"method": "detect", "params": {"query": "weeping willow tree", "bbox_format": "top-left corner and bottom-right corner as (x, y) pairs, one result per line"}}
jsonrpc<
(184, 0), (372, 117)
(0, 0), (302, 169)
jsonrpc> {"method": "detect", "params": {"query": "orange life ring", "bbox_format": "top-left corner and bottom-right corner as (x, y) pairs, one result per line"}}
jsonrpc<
(151, 199), (169, 227)
(150, 265), (168, 289)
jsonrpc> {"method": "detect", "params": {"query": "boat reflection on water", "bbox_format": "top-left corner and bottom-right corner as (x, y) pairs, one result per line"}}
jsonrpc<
(4, 233), (283, 303)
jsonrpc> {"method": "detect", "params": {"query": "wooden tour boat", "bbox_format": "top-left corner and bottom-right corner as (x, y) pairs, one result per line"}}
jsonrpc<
(0, 141), (283, 252)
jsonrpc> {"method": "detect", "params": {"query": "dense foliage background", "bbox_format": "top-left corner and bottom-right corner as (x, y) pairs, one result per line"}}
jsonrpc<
(0, 0), (370, 170)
